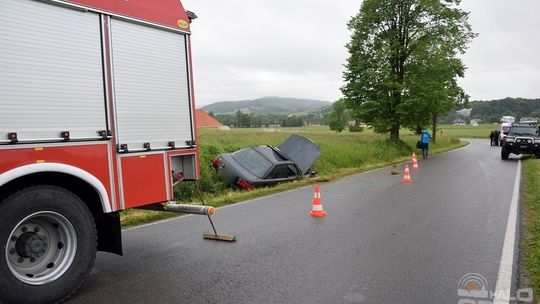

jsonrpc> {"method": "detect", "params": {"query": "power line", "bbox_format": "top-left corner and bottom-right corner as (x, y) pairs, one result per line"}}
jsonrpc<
(467, 65), (540, 74)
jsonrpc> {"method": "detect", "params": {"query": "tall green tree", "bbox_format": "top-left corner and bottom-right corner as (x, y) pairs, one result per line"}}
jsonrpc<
(405, 48), (469, 141)
(342, 0), (476, 140)
(328, 99), (350, 132)
(235, 110), (252, 128)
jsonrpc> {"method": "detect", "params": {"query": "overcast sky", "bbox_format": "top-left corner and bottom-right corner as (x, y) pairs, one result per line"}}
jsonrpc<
(182, 0), (540, 107)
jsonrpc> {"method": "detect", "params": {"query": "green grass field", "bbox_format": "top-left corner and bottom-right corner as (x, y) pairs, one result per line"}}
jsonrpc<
(438, 123), (500, 138)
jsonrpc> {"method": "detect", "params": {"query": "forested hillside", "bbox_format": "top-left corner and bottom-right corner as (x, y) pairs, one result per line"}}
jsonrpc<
(202, 97), (331, 115)
(442, 98), (540, 123)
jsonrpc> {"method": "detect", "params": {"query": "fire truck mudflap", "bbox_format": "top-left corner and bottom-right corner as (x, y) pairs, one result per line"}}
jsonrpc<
(0, 0), (198, 303)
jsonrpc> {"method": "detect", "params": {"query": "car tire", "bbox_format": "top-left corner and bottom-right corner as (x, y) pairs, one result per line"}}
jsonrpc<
(501, 147), (510, 160)
(0, 185), (97, 304)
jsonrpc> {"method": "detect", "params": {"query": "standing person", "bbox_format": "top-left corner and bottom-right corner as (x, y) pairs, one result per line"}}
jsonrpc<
(489, 130), (495, 146)
(494, 130), (500, 146)
(420, 129), (432, 159)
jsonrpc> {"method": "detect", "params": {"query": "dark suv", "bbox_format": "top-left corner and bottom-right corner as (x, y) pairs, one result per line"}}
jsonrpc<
(501, 123), (540, 160)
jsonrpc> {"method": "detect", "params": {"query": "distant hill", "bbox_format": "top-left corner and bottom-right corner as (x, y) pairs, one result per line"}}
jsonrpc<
(441, 97), (540, 124)
(469, 98), (540, 121)
(201, 97), (332, 116)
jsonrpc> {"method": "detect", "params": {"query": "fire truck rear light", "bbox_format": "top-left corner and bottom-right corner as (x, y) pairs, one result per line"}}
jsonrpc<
(61, 131), (70, 140)
(120, 144), (128, 151)
(186, 140), (196, 146)
(143, 142), (151, 150)
(8, 132), (18, 143)
(168, 141), (176, 148)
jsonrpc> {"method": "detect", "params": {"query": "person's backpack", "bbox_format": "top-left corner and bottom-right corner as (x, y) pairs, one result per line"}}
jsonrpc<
(416, 141), (422, 148)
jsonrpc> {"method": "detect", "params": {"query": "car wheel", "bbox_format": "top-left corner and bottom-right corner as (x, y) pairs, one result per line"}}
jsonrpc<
(501, 148), (510, 160)
(0, 186), (97, 304)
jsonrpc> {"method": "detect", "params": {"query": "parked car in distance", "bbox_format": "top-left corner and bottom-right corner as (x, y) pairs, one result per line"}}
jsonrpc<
(499, 122), (512, 145)
(212, 134), (321, 189)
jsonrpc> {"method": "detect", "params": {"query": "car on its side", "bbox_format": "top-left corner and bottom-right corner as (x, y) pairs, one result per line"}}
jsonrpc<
(212, 134), (321, 189)
(501, 122), (540, 160)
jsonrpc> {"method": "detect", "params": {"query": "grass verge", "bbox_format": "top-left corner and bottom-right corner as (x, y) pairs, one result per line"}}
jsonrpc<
(520, 158), (540, 296)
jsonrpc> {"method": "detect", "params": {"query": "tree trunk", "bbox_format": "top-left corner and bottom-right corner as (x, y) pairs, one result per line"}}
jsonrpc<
(390, 124), (400, 140)
(431, 113), (437, 143)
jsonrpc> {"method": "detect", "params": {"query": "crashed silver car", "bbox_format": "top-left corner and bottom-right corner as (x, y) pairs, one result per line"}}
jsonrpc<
(212, 134), (321, 189)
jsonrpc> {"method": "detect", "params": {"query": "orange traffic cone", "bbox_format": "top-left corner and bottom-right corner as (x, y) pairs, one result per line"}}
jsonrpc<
(412, 157), (419, 171)
(412, 152), (416, 159)
(402, 164), (412, 183)
(310, 184), (327, 217)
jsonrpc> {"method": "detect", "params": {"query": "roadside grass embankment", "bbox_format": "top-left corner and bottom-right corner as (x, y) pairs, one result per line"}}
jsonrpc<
(520, 158), (540, 297)
(438, 123), (498, 139)
(120, 127), (464, 227)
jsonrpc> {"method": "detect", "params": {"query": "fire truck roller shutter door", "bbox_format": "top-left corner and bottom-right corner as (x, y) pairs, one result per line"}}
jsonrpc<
(110, 18), (194, 151)
(0, 0), (107, 142)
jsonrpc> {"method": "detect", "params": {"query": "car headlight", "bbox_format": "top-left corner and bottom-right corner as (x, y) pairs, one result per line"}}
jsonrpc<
(506, 138), (514, 143)
(534, 139), (540, 144)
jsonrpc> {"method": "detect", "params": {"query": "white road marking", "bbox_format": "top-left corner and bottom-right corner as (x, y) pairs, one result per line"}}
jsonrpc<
(494, 159), (521, 303)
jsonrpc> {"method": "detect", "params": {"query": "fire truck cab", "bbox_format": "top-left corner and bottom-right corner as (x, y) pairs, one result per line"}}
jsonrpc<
(0, 1), (199, 303)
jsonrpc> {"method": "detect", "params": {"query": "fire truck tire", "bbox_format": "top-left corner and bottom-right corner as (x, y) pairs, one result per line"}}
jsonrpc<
(0, 185), (97, 304)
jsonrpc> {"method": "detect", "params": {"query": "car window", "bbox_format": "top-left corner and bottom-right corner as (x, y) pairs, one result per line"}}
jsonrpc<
(231, 148), (272, 177)
(266, 164), (298, 179)
(257, 146), (287, 163)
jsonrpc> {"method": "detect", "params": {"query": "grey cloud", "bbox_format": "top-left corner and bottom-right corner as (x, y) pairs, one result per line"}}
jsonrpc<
(183, 0), (539, 106)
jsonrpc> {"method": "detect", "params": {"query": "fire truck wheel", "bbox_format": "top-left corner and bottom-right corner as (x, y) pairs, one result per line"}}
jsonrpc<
(0, 185), (97, 304)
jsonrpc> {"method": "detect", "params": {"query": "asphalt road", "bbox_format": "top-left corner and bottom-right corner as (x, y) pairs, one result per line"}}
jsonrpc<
(69, 139), (521, 304)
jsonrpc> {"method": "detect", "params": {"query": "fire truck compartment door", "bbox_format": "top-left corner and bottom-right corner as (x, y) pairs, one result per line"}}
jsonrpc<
(0, 0), (106, 141)
(110, 18), (194, 151)
(121, 154), (168, 208)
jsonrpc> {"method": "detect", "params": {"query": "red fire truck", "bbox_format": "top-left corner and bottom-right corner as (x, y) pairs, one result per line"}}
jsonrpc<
(0, 1), (203, 303)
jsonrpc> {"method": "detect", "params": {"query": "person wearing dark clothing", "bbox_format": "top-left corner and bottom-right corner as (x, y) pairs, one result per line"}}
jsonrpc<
(494, 130), (500, 146)
(490, 130), (495, 146)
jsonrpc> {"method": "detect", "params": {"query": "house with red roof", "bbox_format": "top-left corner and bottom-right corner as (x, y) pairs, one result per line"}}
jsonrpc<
(195, 109), (223, 128)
